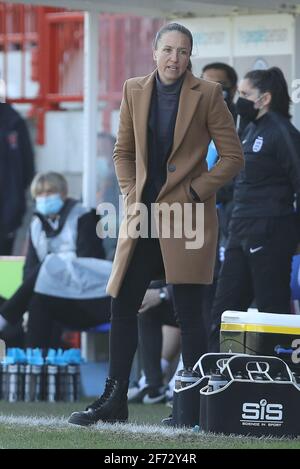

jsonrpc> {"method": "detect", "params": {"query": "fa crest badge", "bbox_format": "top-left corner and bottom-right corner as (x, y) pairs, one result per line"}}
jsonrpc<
(252, 136), (263, 153)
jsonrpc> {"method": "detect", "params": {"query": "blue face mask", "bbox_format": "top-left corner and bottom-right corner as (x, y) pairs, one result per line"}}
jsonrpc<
(35, 193), (64, 216)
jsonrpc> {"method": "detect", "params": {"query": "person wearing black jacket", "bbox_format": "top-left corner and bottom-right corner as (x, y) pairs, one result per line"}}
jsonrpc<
(201, 63), (240, 337)
(0, 104), (35, 254)
(209, 67), (300, 351)
(0, 172), (112, 348)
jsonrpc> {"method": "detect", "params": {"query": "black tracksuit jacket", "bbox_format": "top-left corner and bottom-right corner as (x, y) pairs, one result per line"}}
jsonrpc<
(231, 112), (300, 223)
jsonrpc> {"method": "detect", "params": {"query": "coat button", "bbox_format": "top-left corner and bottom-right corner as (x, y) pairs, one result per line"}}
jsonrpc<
(168, 163), (176, 172)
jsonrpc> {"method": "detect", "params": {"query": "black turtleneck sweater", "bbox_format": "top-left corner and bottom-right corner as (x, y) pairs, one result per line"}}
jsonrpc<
(142, 73), (184, 206)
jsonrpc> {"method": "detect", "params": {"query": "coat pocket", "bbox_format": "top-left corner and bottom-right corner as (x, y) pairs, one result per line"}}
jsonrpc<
(182, 179), (199, 203)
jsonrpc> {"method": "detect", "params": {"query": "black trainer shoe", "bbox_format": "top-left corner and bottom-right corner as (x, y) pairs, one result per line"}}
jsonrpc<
(142, 385), (166, 404)
(127, 381), (149, 403)
(68, 377), (129, 426)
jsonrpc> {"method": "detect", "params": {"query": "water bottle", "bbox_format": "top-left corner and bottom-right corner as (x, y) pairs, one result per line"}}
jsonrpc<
(7, 363), (19, 402)
(74, 362), (81, 401)
(6, 348), (27, 402)
(207, 370), (228, 392)
(46, 364), (58, 402)
(64, 349), (82, 402)
(0, 362), (8, 400)
(65, 362), (81, 402)
(24, 348), (33, 402)
(24, 364), (34, 402)
(175, 367), (200, 390)
(0, 338), (4, 398)
(65, 364), (77, 402)
(274, 372), (290, 382)
(24, 350), (44, 402)
(252, 373), (269, 382)
(18, 363), (26, 401)
(58, 365), (67, 401)
(45, 349), (58, 402)
(24, 363), (43, 401)
(233, 371), (244, 380)
(0, 339), (6, 361)
(52, 349), (67, 401)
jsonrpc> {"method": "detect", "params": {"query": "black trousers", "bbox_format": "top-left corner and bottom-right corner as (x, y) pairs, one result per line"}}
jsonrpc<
(26, 294), (111, 348)
(1, 273), (111, 348)
(209, 216), (299, 352)
(109, 238), (206, 380)
(0, 233), (15, 255)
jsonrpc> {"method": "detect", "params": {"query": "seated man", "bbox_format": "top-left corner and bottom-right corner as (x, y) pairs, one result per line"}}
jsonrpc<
(0, 171), (111, 348)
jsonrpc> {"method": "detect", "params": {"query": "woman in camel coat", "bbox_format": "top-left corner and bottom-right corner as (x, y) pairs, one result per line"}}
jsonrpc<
(69, 22), (243, 427)
(107, 66), (243, 297)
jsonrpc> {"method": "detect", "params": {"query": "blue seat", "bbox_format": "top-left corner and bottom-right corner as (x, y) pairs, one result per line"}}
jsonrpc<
(290, 255), (300, 300)
(89, 322), (111, 333)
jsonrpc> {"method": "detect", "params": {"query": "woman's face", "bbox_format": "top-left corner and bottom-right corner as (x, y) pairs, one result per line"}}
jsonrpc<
(238, 78), (261, 103)
(37, 184), (59, 198)
(238, 78), (270, 117)
(153, 31), (191, 85)
(35, 183), (65, 217)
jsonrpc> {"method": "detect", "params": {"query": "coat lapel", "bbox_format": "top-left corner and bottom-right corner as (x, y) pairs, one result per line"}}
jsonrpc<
(130, 70), (202, 192)
(131, 71), (156, 172)
(169, 71), (203, 161)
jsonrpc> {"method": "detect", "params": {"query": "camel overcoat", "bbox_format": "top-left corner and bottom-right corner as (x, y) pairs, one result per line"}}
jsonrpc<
(106, 70), (244, 297)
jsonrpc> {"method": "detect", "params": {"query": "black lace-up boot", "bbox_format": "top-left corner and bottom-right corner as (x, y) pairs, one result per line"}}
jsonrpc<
(68, 377), (129, 426)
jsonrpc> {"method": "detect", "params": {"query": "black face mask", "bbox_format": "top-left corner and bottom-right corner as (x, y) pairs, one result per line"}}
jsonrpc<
(236, 96), (259, 122)
(222, 86), (232, 107)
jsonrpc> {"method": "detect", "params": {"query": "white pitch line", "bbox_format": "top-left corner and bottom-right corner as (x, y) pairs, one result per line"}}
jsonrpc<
(0, 414), (195, 438)
(0, 415), (291, 442)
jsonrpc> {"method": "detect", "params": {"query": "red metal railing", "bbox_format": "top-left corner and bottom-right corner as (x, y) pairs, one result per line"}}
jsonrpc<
(0, 3), (39, 100)
(0, 3), (163, 144)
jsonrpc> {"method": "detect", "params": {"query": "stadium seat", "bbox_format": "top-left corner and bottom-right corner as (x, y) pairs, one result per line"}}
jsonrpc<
(89, 322), (111, 333)
(290, 254), (300, 314)
(291, 254), (300, 301)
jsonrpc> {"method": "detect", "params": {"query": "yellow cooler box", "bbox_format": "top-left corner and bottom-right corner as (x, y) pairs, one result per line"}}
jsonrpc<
(220, 310), (300, 372)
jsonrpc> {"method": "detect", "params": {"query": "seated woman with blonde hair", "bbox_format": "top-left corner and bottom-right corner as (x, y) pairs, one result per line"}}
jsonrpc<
(0, 171), (112, 348)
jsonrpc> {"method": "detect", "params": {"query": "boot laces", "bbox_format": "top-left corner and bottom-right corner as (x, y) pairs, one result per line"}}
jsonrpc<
(86, 378), (117, 411)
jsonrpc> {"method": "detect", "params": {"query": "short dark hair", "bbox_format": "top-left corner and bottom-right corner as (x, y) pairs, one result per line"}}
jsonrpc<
(202, 62), (238, 88)
(244, 67), (291, 119)
(153, 23), (193, 71)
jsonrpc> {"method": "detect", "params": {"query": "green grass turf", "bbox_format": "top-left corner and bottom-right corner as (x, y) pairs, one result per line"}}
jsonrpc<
(0, 400), (300, 448)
